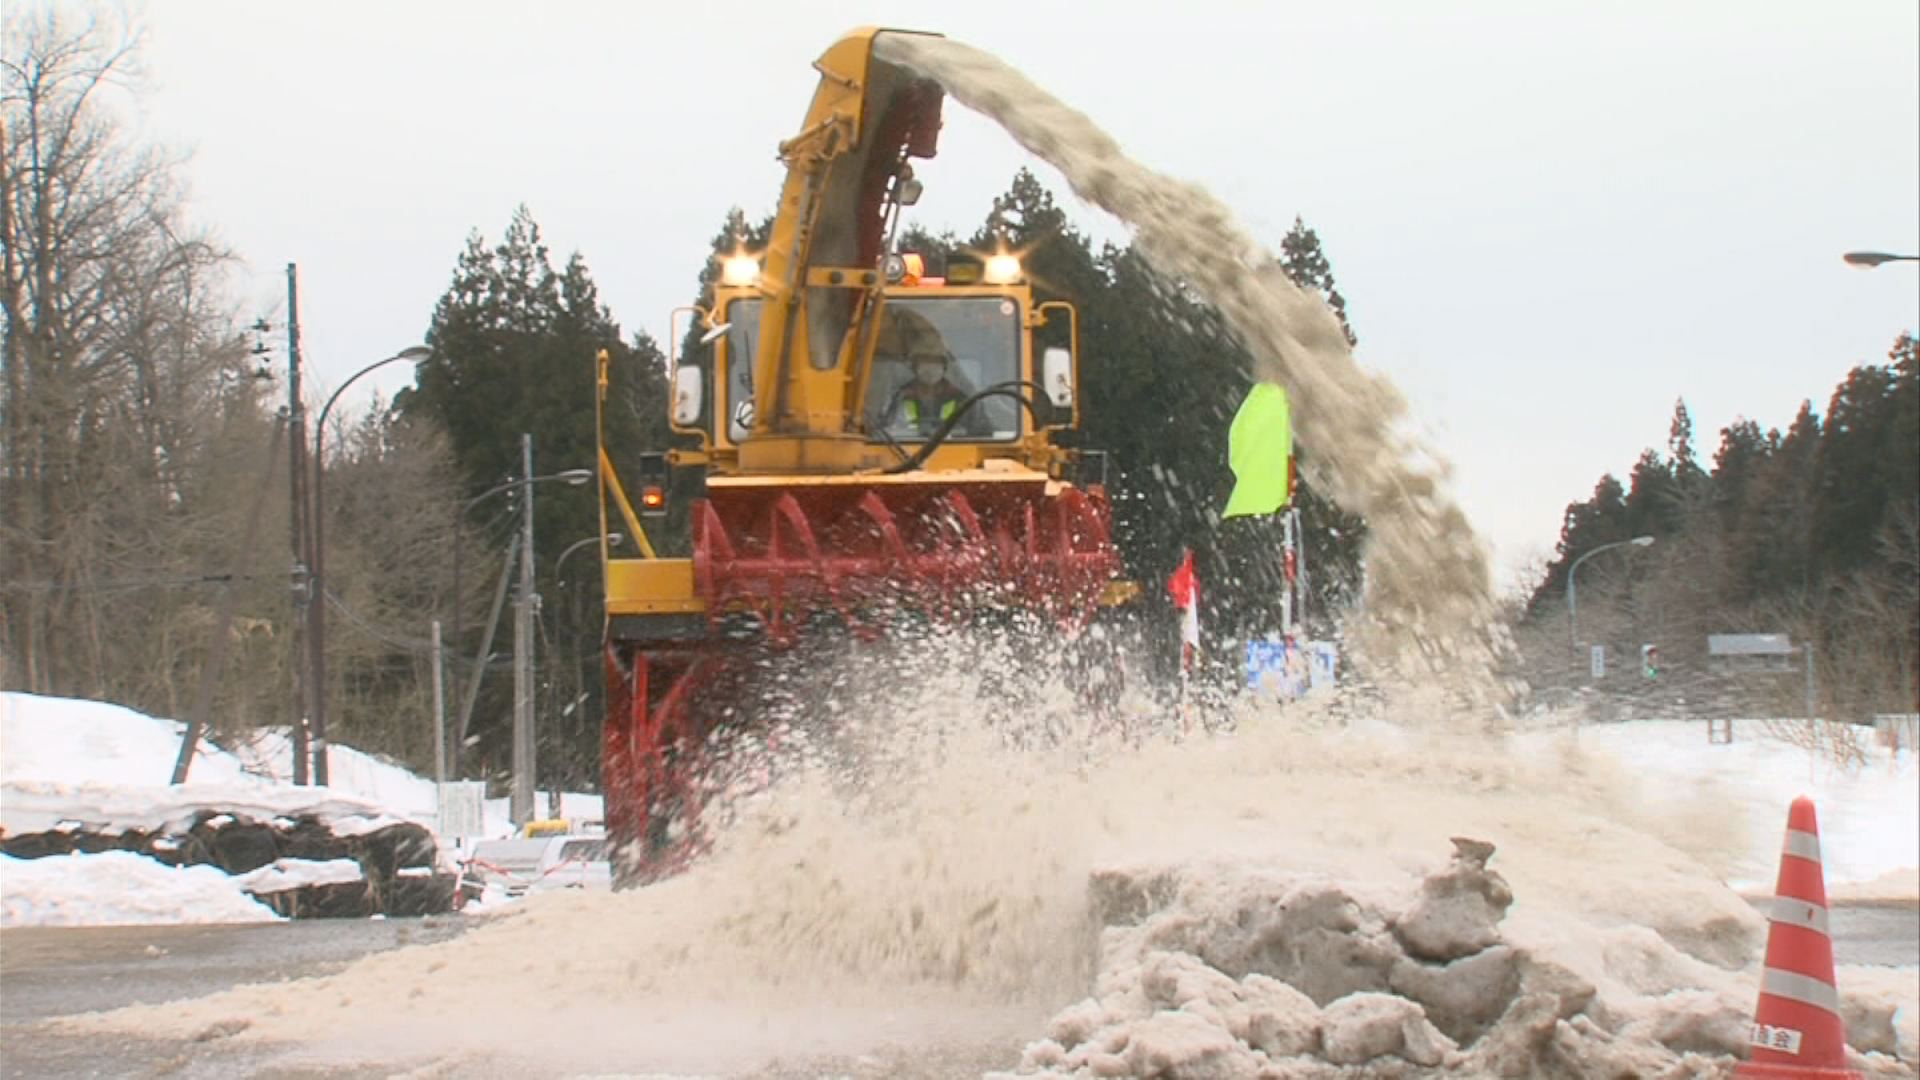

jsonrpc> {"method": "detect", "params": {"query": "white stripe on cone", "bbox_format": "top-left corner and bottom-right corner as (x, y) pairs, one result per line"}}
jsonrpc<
(1768, 895), (1831, 936)
(1760, 966), (1843, 1016)
(1783, 829), (1821, 862)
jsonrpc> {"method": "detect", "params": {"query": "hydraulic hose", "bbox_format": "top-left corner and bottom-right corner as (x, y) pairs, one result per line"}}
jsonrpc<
(881, 380), (1049, 474)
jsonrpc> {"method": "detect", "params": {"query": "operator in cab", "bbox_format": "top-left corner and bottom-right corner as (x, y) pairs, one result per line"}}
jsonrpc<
(872, 306), (990, 440)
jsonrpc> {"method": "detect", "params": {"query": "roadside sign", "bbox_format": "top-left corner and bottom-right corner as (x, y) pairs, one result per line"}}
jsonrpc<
(437, 781), (486, 840)
(1590, 644), (1606, 680)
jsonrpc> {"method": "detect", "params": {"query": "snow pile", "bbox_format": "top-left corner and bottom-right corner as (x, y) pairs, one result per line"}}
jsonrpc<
(1, 692), (411, 839)
(0, 693), (262, 788)
(1, 693), (439, 927)
(1000, 838), (1912, 1077)
(1, 851), (280, 928)
(0, 779), (410, 839)
(233, 858), (364, 895)
(1, 691), (604, 844)
(1, 691), (426, 835)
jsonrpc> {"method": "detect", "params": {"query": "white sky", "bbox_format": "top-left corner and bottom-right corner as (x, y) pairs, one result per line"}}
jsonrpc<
(125, 0), (1919, 579)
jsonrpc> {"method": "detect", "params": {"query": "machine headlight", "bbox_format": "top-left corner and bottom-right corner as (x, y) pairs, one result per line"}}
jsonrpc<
(983, 253), (1023, 284)
(721, 256), (762, 287)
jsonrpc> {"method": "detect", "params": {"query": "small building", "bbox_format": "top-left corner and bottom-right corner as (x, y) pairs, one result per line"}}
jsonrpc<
(1707, 633), (1796, 675)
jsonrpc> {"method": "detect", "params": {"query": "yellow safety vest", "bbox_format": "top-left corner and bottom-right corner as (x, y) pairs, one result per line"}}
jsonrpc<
(903, 398), (957, 424)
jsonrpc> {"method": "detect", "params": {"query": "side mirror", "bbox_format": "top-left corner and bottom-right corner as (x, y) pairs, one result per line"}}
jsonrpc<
(1041, 347), (1074, 409)
(672, 365), (704, 426)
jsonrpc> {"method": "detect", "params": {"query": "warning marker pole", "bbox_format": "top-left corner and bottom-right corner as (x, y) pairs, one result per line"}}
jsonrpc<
(1734, 796), (1862, 1079)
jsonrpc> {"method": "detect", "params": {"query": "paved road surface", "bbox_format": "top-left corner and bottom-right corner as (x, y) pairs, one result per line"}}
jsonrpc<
(1829, 901), (1920, 968)
(1, 918), (467, 1078)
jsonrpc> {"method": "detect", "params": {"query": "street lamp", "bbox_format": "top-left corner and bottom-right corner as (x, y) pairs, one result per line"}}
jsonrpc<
(451, 468), (595, 671)
(306, 345), (431, 786)
(1566, 535), (1655, 666)
(554, 532), (621, 584)
(1842, 251), (1919, 268)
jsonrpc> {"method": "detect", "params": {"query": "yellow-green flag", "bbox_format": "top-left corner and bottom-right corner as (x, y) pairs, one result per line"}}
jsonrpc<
(1222, 382), (1293, 519)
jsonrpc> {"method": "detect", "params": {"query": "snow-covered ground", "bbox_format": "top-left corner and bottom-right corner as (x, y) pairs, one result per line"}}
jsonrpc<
(1, 692), (600, 927)
(1535, 717), (1919, 896)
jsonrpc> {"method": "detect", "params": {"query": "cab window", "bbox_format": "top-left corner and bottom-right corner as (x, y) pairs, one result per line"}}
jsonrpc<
(723, 299), (764, 442)
(865, 297), (1021, 442)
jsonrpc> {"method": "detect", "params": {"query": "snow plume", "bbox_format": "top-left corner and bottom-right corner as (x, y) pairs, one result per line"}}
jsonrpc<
(873, 32), (1508, 714)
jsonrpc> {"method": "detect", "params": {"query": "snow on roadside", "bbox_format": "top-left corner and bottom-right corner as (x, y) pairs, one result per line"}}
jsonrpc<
(1544, 718), (1919, 893)
(0, 693), (263, 788)
(2, 692), (435, 830)
(225, 727), (439, 820)
(2, 691), (605, 842)
(233, 858), (365, 895)
(1, 852), (280, 928)
(1, 691), (613, 927)
(0, 779), (412, 839)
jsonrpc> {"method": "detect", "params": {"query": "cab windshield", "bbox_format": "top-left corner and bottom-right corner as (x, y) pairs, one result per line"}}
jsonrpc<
(723, 295), (1021, 443)
(865, 297), (1021, 442)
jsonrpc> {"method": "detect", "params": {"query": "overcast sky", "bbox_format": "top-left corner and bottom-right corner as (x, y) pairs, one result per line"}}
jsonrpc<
(124, 1), (1919, 583)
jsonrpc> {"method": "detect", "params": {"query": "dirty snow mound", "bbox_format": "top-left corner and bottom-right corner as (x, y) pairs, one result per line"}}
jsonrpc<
(998, 839), (1912, 1078)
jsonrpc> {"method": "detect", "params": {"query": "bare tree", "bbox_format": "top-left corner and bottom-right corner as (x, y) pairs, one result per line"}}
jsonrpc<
(2, 5), (267, 705)
(310, 400), (485, 770)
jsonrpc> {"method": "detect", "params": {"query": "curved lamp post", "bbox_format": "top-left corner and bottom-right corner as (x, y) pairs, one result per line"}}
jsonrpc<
(449, 466), (595, 690)
(306, 345), (430, 785)
(1842, 251), (1919, 268)
(451, 469), (596, 662)
(1566, 535), (1655, 666)
(554, 532), (621, 585)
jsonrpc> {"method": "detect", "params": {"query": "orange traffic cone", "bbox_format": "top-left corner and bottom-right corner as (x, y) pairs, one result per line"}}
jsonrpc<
(1735, 796), (1862, 1079)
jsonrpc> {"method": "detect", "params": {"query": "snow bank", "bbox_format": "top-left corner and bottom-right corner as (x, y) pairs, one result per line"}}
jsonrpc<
(2, 691), (605, 843)
(1, 691), (437, 830)
(232, 858), (365, 895)
(1546, 718), (1919, 892)
(1, 851), (280, 927)
(0, 692), (609, 927)
(0, 778), (411, 839)
(0, 693), (262, 788)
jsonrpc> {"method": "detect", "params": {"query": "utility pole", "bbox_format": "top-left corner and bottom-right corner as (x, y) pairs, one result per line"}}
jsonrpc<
(511, 433), (537, 824)
(1804, 639), (1818, 724)
(430, 619), (448, 787)
(285, 264), (311, 785)
(1294, 506), (1308, 637)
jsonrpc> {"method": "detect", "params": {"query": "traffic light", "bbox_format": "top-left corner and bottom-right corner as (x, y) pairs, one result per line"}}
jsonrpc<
(1641, 643), (1659, 679)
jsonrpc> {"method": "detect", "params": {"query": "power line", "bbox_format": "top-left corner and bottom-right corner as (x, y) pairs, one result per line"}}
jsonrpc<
(0, 572), (277, 595)
(322, 588), (442, 655)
